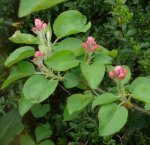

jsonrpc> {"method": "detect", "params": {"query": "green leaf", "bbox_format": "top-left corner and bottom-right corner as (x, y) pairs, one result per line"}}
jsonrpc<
(35, 123), (52, 143)
(144, 104), (150, 111)
(63, 72), (79, 88)
(0, 109), (24, 145)
(23, 75), (58, 103)
(19, 0), (65, 17)
(19, 94), (34, 116)
(45, 50), (79, 71)
(31, 103), (50, 118)
(63, 106), (80, 121)
(98, 103), (128, 136)
(38, 140), (54, 145)
(1, 61), (35, 89)
(94, 53), (112, 64)
(5, 46), (35, 67)
(92, 93), (120, 109)
(130, 77), (150, 103)
(53, 10), (91, 38)
(81, 61), (105, 89)
(9, 30), (39, 44)
(20, 135), (35, 145)
(53, 37), (83, 56)
(67, 94), (92, 114)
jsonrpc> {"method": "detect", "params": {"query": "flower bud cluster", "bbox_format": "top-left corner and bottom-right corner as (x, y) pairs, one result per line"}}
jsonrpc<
(82, 36), (98, 53)
(32, 19), (48, 32)
(109, 66), (127, 80)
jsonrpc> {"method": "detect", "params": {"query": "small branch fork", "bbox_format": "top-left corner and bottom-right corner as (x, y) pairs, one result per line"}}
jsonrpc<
(96, 85), (150, 116)
(77, 77), (150, 116)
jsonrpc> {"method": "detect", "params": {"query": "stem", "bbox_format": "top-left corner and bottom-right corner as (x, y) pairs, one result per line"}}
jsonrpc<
(133, 105), (150, 116)
(38, 63), (64, 81)
(116, 80), (126, 97)
(46, 32), (52, 55)
(96, 87), (105, 93)
(122, 99), (150, 116)
(91, 89), (99, 96)
(79, 79), (105, 94)
(58, 84), (71, 95)
(75, 69), (150, 116)
(51, 38), (59, 48)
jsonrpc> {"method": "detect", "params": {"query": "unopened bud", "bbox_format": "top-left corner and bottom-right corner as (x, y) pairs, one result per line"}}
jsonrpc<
(35, 19), (43, 30)
(109, 71), (116, 79)
(34, 51), (45, 58)
(109, 65), (128, 80)
(118, 73), (125, 80)
(82, 36), (98, 53)
(87, 36), (95, 45)
(32, 58), (38, 63)
(31, 18), (48, 32)
(114, 66), (122, 75)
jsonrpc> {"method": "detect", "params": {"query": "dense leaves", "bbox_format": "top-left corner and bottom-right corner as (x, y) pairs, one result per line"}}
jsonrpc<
(0, 109), (24, 145)
(2, 0), (150, 144)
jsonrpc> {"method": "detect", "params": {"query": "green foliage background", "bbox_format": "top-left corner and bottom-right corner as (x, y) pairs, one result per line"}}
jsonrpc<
(0, 0), (150, 145)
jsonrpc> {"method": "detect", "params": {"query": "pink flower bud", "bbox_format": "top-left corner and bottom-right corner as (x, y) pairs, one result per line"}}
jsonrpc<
(118, 73), (125, 80)
(122, 68), (127, 75)
(114, 66), (122, 75)
(91, 44), (98, 51)
(109, 66), (128, 80)
(32, 58), (38, 63)
(87, 36), (95, 45)
(82, 36), (98, 53)
(31, 19), (48, 32)
(34, 51), (45, 58)
(35, 19), (43, 30)
(31, 27), (37, 32)
(109, 71), (116, 79)
(82, 42), (88, 49)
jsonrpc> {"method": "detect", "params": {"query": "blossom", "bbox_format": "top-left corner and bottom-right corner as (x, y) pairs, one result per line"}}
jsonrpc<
(109, 65), (127, 80)
(34, 51), (45, 58)
(35, 19), (43, 30)
(82, 36), (98, 53)
(31, 19), (48, 32)
(32, 57), (38, 63)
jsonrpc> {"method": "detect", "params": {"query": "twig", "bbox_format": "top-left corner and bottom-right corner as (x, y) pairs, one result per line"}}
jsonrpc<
(79, 79), (105, 94)
(133, 105), (150, 116)
(85, 137), (90, 145)
(58, 84), (71, 95)
(96, 87), (105, 93)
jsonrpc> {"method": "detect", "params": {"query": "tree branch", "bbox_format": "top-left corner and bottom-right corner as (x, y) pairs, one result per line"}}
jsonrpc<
(133, 105), (150, 116)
